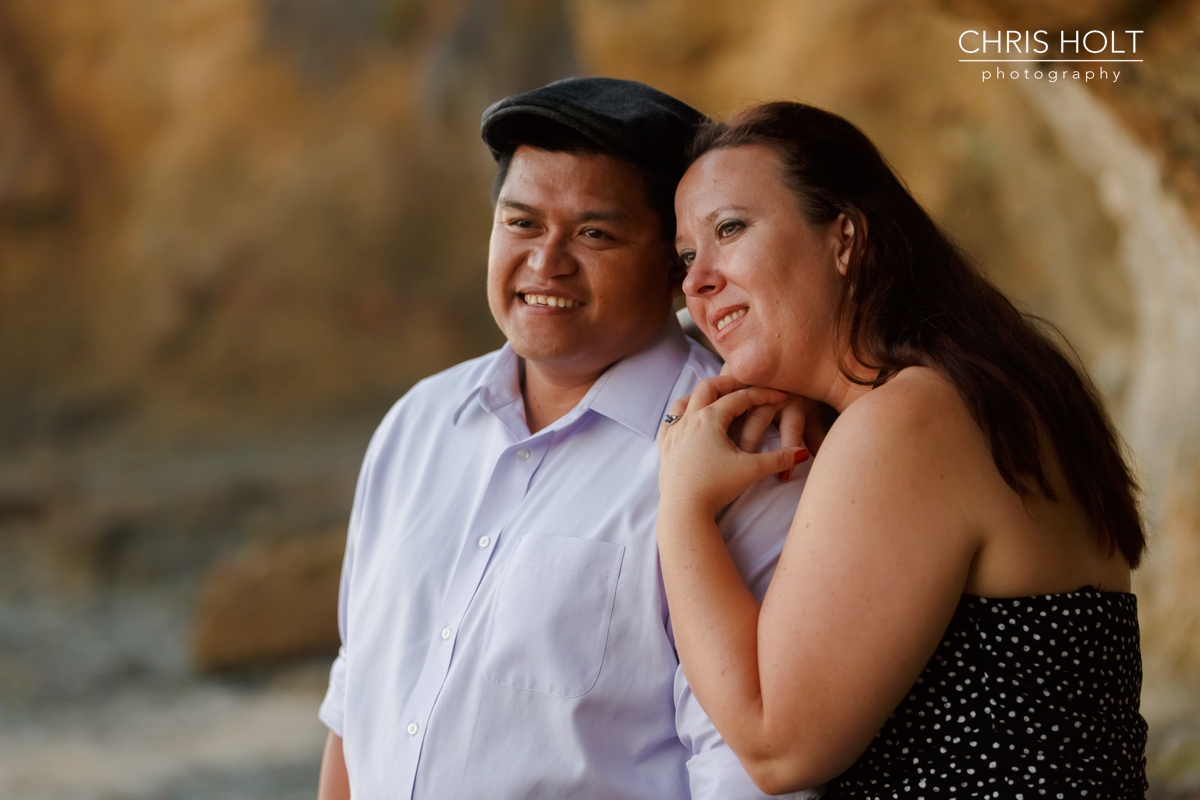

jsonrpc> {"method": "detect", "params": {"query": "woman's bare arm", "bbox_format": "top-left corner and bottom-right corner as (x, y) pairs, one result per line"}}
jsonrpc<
(656, 370), (984, 793)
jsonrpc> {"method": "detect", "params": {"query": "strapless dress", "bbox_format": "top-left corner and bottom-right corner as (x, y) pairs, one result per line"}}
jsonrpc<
(826, 586), (1148, 799)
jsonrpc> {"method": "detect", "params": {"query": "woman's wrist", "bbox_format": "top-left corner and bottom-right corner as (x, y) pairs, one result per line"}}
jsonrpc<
(656, 492), (721, 534)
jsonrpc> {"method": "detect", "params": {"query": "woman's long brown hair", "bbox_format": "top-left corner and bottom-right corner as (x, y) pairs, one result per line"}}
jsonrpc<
(690, 102), (1146, 567)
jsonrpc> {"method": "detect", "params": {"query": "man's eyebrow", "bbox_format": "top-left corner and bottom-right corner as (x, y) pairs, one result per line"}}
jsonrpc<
(498, 199), (629, 225)
(497, 199), (539, 214)
(579, 209), (628, 224)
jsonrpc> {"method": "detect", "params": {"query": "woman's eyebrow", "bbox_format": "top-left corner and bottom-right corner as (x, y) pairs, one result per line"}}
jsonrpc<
(705, 204), (751, 222)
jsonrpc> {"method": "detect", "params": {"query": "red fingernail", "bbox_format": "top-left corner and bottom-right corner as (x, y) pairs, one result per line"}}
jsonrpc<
(777, 469), (792, 482)
(795, 449), (809, 464)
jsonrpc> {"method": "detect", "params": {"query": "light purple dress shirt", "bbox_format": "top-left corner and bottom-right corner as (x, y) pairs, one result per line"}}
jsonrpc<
(319, 318), (818, 799)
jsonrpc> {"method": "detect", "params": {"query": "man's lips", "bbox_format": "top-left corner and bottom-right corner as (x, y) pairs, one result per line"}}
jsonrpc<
(519, 292), (583, 309)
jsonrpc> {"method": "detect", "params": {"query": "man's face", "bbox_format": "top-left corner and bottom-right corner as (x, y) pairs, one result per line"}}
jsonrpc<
(488, 146), (676, 380)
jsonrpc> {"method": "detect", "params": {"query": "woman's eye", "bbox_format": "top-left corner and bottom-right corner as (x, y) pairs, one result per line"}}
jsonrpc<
(678, 251), (696, 267)
(716, 219), (745, 238)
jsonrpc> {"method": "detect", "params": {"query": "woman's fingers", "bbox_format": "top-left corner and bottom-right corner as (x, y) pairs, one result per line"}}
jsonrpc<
(658, 395), (692, 439)
(742, 445), (810, 487)
(777, 401), (808, 451)
(729, 395), (811, 482)
(739, 404), (781, 452)
(774, 401), (810, 482)
(688, 375), (748, 411)
(707, 387), (789, 428)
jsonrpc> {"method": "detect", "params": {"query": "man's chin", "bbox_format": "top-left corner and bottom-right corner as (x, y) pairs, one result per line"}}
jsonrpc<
(507, 338), (587, 367)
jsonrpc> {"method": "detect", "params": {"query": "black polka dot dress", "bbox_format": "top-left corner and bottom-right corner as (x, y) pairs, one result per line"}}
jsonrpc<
(826, 586), (1148, 799)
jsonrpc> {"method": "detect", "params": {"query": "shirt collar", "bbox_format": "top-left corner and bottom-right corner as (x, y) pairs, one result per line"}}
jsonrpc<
(452, 344), (523, 426)
(587, 317), (691, 440)
(452, 317), (691, 441)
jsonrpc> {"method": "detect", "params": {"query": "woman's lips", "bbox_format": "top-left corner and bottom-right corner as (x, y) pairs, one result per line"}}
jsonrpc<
(709, 306), (748, 340)
(715, 308), (747, 332)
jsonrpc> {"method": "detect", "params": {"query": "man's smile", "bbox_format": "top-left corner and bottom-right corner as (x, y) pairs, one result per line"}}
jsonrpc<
(520, 292), (584, 309)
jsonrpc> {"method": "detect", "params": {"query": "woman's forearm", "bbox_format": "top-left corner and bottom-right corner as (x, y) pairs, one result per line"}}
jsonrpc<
(656, 500), (777, 760)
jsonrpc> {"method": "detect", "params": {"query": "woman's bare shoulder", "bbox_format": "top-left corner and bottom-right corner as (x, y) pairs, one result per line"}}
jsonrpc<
(830, 366), (977, 453)
(804, 366), (994, 523)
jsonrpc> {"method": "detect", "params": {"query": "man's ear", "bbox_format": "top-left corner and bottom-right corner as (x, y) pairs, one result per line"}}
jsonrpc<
(666, 244), (686, 296)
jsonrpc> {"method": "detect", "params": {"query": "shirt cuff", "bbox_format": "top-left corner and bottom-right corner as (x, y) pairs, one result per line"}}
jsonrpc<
(317, 649), (347, 738)
(687, 744), (826, 800)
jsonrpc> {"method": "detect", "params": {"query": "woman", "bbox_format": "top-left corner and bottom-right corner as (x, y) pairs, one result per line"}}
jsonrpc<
(655, 102), (1148, 798)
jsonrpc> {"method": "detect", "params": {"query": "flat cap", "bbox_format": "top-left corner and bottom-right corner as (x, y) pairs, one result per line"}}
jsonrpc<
(481, 77), (708, 188)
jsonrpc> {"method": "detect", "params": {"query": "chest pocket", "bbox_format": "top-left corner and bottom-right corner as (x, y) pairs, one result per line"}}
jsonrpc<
(482, 534), (626, 698)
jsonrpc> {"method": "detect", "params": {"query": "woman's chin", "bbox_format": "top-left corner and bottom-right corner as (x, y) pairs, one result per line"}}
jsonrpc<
(724, 358), (772, 388)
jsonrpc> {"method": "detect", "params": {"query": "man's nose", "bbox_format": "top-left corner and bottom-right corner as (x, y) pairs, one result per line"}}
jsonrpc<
(682, 253), (723, 297)
(527, 231), (577, 277)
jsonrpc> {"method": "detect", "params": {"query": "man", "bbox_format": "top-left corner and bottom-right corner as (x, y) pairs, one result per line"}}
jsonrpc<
(316, 77), (815, 799)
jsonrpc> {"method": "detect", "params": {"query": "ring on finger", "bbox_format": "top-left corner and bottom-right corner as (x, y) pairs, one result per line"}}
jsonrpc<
(663, 413), (682, 425)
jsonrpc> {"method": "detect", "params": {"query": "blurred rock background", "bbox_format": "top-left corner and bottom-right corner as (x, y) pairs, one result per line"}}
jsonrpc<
(0, 0), (1197, 797)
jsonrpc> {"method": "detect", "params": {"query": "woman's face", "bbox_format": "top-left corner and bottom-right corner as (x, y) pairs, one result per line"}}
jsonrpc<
(675, 145), (851, 395)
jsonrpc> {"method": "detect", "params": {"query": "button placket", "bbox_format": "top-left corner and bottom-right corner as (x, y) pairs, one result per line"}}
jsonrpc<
(386, 435), (551, 799)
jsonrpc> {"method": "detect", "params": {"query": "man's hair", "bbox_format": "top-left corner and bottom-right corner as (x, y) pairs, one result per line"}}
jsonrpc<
(490, 117), (677, 240)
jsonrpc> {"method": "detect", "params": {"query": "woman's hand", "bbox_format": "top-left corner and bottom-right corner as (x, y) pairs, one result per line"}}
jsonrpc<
(658, 376), (809, 518)
(715, 362), (832, 480)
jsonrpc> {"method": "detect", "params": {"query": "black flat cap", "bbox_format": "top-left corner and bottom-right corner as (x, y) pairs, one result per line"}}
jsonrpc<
(481, 77), (707, 188)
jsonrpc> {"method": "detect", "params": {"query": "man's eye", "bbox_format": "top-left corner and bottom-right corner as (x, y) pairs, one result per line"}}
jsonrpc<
(508, 218), (533, 228)
(582, 227), (609, 240)
(716, 219), (745, 238)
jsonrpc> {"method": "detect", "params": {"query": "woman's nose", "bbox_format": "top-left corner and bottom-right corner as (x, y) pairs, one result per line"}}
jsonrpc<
(682, 254), (723, 297)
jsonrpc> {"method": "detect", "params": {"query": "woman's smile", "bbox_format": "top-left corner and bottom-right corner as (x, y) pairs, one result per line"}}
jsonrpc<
(713, 307), (747, 333)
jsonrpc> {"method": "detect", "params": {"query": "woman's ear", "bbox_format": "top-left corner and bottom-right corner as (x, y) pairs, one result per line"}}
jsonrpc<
(835, 214), (857, 276)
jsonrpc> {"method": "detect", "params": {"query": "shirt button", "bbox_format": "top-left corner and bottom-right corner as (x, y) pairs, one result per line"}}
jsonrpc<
(478, 536), (491, 548)
(516, 447), (531, 461)
(407, 722), (419, 736)
(441, 627), (452, 640)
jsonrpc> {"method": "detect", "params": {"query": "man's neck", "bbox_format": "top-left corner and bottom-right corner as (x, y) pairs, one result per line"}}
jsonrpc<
(520, 358), (608, 434)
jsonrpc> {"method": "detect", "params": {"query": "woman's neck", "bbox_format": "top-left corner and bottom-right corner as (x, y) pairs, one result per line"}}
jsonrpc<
(811, 356), (879, 413)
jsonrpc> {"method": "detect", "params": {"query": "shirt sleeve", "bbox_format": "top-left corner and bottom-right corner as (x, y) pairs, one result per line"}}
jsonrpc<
(674, 441), (823, 799)
(319, 647), (348, 737)
(317, 495), (358, 736)
(317, 402), (395, 737)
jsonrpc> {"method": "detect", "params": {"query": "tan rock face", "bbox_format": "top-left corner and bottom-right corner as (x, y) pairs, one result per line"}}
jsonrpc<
(0, 0), (509, 427)
(190, 528), (345, 670)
